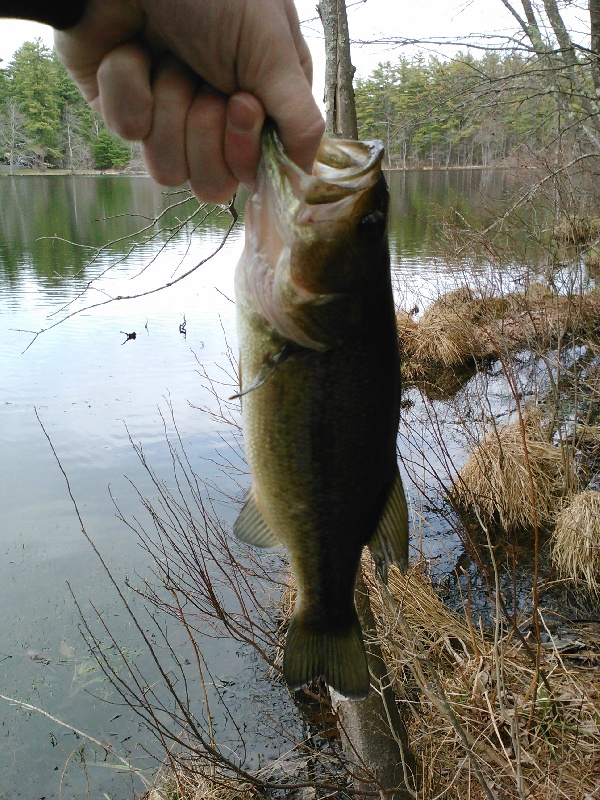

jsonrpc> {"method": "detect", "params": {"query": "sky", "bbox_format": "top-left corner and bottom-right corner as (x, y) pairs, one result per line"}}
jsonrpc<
(1, 1), (591, 77)
(0, 0), (526, 108)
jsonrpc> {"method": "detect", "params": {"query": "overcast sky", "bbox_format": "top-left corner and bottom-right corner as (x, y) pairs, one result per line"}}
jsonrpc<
(0, 1), (533, 107)
(0, 2), (521, 63)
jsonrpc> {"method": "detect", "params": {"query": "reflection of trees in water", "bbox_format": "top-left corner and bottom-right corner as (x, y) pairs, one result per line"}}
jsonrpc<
(386, 168), (519, 261)
(0, 176), (239, 283)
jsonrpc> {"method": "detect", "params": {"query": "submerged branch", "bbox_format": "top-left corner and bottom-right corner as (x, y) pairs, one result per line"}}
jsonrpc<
(0, 693), (149, 786)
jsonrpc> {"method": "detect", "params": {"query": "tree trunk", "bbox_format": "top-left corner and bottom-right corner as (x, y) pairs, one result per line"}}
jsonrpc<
(317, 0), (358, 138)
(501, 0), (600, 152)
(591, 0), (600, 94)
(332, 572), (416, 798)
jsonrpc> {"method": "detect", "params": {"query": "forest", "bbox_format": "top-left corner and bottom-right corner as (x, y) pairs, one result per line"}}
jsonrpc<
(0, 38), (594, 173)
(355, 51), (559, 168)
(0, 39), (134, 172)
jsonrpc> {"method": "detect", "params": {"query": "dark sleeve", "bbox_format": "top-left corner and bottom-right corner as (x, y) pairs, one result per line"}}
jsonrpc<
(0, 1), (88, 29)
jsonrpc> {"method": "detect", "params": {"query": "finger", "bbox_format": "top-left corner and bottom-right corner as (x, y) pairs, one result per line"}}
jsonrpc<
(53, 1), (144, 107)
(142, 57), (196, 187)
(224, 92), (265, 192)
(255, 66), (324, 174)
(239, 4), (324, 173)
(283, 0), (314, 86)
(186, 91), (237, 204)
(96, 43), (153, 141)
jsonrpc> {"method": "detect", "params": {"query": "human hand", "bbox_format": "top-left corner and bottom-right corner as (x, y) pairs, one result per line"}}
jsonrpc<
(54, 0), (325, 203)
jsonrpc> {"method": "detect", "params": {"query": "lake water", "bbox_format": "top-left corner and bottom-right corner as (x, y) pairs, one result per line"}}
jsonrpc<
(0, 169), (521, 799)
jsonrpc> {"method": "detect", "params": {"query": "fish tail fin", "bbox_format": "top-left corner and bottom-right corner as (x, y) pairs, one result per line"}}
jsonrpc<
(283, 612), (369, 700)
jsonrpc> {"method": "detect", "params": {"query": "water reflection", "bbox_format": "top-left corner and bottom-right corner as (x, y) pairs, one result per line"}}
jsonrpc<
(386, 168), (513, 263)
(0, 175), (236, 283)
(0, 176), (249, 799)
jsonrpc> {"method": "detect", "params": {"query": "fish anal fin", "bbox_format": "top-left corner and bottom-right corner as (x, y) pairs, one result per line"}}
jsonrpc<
(368, 468), (409, 583)
(283, 613), (369, 700)
(233, 488), (279, 548)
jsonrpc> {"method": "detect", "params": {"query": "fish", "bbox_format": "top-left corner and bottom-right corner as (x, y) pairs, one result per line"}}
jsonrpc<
(233, 125), (408, 700)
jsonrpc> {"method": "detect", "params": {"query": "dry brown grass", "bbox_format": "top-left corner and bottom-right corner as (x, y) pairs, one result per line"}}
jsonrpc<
(398, 285), (600, 387)
(500, 284), (600, 352)
(551, 489), (600, 595)
(143, 763), (255, 800)
(410, 287), (485, 368)
(551, 216), (600, 244)
(586, 248), (600, 272)
(364, 562), (600, 800)
(396, 308), (420, 355)
(451, 408), (576, 534)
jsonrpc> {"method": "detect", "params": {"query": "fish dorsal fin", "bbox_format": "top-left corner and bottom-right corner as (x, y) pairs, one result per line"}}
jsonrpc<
(368, 468), (409, 583)
(233, 488), (280, 548)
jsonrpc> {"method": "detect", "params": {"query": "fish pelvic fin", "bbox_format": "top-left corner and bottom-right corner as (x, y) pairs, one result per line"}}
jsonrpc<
(368, 468), (409, 583)
(229, 343), (296, 400)
(283, 612), (369, 700)
(233, 488), (280, 548)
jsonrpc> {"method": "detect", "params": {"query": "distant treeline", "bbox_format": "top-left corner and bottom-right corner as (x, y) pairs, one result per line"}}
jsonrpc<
(355, 51), (566, 169)
(0, 39), (135, 172)
(0, 42), (587, 174)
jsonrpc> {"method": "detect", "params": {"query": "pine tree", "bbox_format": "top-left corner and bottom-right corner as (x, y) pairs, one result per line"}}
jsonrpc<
(92, 129), (130, 170)
(8, 39), (62, 166)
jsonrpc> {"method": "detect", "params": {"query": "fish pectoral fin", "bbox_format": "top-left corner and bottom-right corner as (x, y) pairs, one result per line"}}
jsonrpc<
(368, 468), (409, 583)
(233, 488), (280, 548)
(229, 343), (295, 400)
(283, 612), (369, 700)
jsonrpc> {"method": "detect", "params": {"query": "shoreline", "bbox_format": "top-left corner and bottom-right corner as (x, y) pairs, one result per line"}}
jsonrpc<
(0, 163), (525, 177)
(0, 168), (148, 177)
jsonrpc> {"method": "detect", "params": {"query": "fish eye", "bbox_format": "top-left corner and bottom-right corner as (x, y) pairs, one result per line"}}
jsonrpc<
(357, 210), (386, 242)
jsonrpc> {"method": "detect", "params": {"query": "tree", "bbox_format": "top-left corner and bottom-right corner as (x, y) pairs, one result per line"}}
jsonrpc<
(369, 1), (600, 160)
(318, 0), (358, 138)
(498, 0), (600, 152)
(92, 129), (130, 171)
(0, 40), (105, 170)
(8, 40), (63, 166)
(0, 97), (35, 173)
(61, 104), (93, 171)
(354, 51), (561, 167)
(0, 65), (9, 106)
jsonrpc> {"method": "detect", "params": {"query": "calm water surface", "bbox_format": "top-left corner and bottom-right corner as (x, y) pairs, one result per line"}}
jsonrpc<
(0, 170), (517, 799)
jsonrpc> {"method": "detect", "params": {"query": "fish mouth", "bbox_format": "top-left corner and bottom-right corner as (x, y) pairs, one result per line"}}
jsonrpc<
(237, 124), (387, 351)
(261, 123), (384, 216)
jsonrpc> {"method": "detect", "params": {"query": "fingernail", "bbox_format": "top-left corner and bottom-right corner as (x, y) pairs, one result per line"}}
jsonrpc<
(227, 96), (258, 134)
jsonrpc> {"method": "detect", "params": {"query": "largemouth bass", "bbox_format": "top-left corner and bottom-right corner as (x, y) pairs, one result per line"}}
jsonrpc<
(234, 126), (408, 700)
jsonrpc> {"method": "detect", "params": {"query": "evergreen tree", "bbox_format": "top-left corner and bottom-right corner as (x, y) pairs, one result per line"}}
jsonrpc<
(92, 129), (130, 170)
(0, 66), (9, 105)
(355, 51), (560, 168)
(8, 40), (63, 165)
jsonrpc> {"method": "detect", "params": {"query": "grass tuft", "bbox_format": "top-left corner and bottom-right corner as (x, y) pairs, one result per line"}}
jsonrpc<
(451, 407), (576, 534)
(552, 489), (600, 595)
